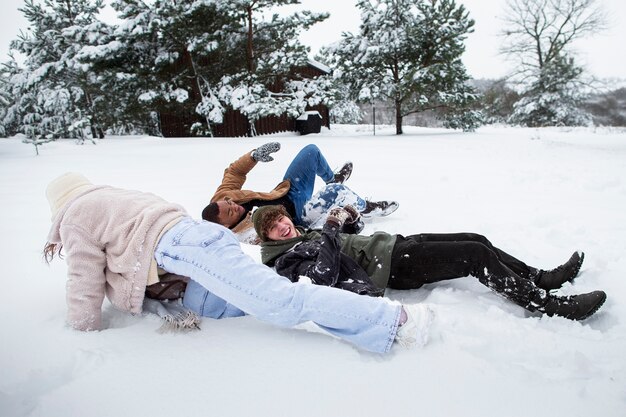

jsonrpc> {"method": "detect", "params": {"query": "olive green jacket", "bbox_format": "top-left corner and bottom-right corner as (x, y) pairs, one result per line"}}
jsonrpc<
(260, 227), (397, 289)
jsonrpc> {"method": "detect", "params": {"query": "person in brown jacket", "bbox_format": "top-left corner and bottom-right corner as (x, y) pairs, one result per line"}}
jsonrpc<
(43, 172), (433, 353)
(202, 143), (398, 243)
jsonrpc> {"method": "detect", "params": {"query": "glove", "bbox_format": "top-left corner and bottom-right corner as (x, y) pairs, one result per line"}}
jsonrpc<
(326, 207), (352, 228)
(252, 142), (281, 162)
(342, 218), (365, 235)
(342, 205), (361, 224)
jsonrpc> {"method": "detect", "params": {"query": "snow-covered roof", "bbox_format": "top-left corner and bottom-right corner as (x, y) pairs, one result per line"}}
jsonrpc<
(307, 59), (331, 74)
(297, 110), (321, 120)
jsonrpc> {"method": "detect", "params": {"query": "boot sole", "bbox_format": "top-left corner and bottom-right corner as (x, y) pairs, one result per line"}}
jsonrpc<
(568, 251), (585, 283)
(333, 162), (353, 184)
(576, 291), (607, 321)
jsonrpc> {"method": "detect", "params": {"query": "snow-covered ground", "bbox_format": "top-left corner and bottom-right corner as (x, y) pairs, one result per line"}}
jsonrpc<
(1, 124), (625, 417)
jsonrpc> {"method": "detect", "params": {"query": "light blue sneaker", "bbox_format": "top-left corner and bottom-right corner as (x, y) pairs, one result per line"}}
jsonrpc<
(361, 200), (399, 218)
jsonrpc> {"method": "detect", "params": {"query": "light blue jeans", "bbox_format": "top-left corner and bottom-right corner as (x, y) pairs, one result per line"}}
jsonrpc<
(283, 144), (365, 225)
(154, 218), (401, 353)
(302, 184), (367, 229)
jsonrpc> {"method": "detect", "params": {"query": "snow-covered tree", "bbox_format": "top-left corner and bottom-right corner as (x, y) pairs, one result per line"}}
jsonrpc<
(325, 0), (482, 134)
(215, 0), (331, 135)
(96, 0), (331, 136)
(7, 0), (109, 142)
(500, 0), (606, 126)
(509, 54), (591, 126)
(477, 78), (520, 124)
(0, 57), (22, 137)
(329, 101), (362, 124)
(87, 0), (229, 136)
(219, 1), (326, 77)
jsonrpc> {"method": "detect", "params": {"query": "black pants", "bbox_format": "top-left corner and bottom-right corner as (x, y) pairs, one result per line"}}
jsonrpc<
(388, 233), (544, 309)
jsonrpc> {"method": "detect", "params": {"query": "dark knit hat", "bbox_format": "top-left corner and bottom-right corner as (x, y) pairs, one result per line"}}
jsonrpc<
(251, 205), (291, 241)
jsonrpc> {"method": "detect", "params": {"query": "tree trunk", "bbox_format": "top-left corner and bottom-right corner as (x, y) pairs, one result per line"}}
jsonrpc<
(395, 99), (403, 135)
(85, 91), (105, 139)
(91, 126), (104, 139)
(187, 51), (214, 137)
(246, 6), (254, 73)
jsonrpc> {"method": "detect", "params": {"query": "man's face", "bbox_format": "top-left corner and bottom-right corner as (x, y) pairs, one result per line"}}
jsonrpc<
(266, 215), (300, 241)
(216, 200), (245, 228)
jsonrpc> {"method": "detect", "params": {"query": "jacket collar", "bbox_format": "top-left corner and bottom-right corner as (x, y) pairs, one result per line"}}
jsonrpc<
(260, 227), (319, 264)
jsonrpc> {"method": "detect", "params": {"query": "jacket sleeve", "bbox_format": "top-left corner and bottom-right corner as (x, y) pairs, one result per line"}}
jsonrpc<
(272, 228), (384, 296)
(273, 227), (342, 287)
(61, 224), (108, 331)
(304, 223), (343, 287)
(210, 150), (257, 203)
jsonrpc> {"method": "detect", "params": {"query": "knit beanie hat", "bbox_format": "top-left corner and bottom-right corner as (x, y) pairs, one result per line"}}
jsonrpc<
(46, 172), (94, 221)
(251, 205), (291, 241)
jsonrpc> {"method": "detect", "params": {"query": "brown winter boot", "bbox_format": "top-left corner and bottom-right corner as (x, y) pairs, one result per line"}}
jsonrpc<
(327, 162), (353, 184)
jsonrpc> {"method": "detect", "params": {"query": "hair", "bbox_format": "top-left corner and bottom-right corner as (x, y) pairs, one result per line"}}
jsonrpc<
(201, 202), (220, 223)
(43, 242), (63, 264)
(254, 205), (291, 241)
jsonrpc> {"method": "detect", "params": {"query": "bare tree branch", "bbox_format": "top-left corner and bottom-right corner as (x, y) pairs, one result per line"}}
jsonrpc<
(499, 0), (607, 76)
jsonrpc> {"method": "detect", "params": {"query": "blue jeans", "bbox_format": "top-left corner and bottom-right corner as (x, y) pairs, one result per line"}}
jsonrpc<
(183, 279), (246, 318)
(154, 218), (401, 353)
(283, 144), (337, 224)
(302, 184), (367, 228)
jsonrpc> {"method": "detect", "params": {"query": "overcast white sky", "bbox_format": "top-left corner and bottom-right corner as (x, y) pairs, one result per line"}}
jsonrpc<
(0, 0), (624, 80)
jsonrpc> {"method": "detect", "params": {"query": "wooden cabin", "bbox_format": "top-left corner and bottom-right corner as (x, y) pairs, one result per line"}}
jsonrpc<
(158, 60), (331, 138)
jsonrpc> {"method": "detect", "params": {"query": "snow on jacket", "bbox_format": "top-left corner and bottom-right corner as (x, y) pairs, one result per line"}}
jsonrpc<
(272, 222), (385, 297)
(210, 150), (291, 237)
(47, 181), (187, 331)
(261, 227), (397, 289)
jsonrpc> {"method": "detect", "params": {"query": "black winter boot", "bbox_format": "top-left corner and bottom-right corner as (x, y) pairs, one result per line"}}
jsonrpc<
(538, 290), (606, 320)
(328, 162), (353, 184)
(534, 251), (584, 290)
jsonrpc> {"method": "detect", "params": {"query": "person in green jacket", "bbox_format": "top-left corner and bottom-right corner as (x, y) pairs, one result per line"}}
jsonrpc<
(254, 205), (606, 321)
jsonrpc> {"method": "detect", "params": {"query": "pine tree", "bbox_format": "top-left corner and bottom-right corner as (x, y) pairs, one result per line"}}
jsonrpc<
(216, 0), (330, 136)
(0, 57), (22, 138)
(509, 54), (591, 127)
(325, 0), (482, 134)
(8, 0), (108, 142)
(92, 0), (229, 136)
(98, 0), (330, 137)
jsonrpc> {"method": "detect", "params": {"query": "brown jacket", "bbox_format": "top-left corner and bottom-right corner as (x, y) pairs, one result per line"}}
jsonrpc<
(47, 180), (187, 331)
(210, 150), (291, 237)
